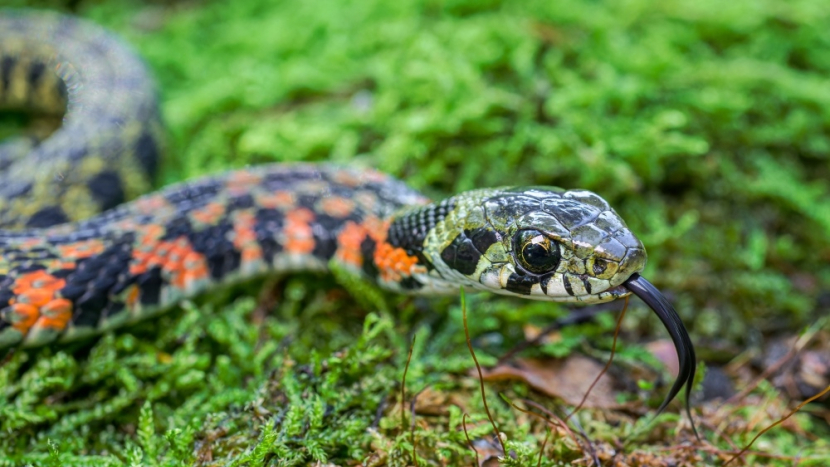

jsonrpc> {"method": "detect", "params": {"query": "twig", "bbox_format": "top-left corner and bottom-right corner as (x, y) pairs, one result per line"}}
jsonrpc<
(462, 288), (507, 457)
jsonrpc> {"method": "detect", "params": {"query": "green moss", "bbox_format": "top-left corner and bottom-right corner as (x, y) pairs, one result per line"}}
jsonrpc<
(2, 0), (830, 464)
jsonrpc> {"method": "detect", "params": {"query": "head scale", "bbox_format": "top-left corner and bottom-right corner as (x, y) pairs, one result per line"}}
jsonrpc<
(422, 186), (646, 302)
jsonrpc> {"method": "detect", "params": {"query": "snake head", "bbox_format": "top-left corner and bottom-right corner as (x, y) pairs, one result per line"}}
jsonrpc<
(430, 186), (645, 303)
(417, 186), (698, 438)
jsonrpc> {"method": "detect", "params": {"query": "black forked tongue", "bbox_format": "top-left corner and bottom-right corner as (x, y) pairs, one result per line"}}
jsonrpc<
(623, 273), (700, 441)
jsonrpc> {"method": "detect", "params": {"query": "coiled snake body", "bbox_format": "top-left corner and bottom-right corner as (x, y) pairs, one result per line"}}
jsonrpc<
(0, 10), (697, 431)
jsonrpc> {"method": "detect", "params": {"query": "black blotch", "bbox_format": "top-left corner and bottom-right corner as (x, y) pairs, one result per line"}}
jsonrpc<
(360, 236), (378, 279)
(59, 284), (87, 301)
(26, 206), (69, 228)
(87, 170), (125, 211)
(563, 275), (575, 296)
(229, 193), (255, 210)
(69, 292), (101, 328)
(254, 208), (284, 263)
(68, 241), (132, 328)
(506, 273), (536, 295)
(540, 274), (551, 295)
(109, 274), (136, 296)
(413, 250), (434, 272)
(73, 287), (109, 326)
(581, 275), (592, 294)
(160, 216), (193, 240)
(137, 267), (163, 306)
(134, 130), (159, 179)
(50, 268), (75, 279)
(311, 213), (343, 261)
(65, 258), (99, 284)
(27, 60), (45, 84)
(0, 56), (15, 94)
(468, 228), (499, 255)
(100, 300), (125, 322)
(295, 193), (319, 210)
(399, 276), (423, 290)
(0, 277), (13, 308)
(186, 220), (241, 280)
(67, 143), (87, 161)
(440, 233), (480, 276)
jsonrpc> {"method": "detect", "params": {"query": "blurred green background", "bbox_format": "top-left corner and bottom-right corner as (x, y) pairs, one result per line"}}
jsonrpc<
(1, 0), (829, 465)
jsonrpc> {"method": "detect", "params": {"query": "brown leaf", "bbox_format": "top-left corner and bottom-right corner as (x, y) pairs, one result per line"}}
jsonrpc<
(471, 437), (504, 467)
(476, 355), (621, 408)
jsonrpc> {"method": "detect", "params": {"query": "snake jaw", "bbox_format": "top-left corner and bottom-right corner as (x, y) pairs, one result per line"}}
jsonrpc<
(623, 273), (700, 441)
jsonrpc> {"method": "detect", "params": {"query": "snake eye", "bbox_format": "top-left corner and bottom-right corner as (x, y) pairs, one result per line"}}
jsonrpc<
(515, 230), (561, 274)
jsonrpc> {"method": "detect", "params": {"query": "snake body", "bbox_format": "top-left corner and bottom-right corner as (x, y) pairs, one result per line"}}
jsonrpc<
(0, 10), (697, 434)
(0, 10), (646, 350)
(0, 10), (160, 231)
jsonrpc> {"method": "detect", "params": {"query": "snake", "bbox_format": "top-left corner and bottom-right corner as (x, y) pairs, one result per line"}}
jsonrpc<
(0, 10), (698, 435)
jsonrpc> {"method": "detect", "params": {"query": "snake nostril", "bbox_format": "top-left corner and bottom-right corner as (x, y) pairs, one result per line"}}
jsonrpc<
(593, 259), (608, 276)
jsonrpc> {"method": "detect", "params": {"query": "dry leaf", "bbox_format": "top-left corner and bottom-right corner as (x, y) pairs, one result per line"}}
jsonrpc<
(476, 355), (621, 408)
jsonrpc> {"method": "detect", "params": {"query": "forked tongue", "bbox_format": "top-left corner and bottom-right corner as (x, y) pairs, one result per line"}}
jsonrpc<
(623, 273), (700, 440)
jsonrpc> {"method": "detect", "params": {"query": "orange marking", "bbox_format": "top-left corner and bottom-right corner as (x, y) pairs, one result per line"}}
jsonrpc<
(39, 299), (73, 330)
(233, 211), (263, 263)
(56, 239), (105, 260)
(135, 195), (171, 215)
(363, 217), (389, 242)
(113, 219), (140, 232)
(362, 169), (391, 183)
(11, 270), (66, 295)
(257, 191), (295, 209)
(21, 238), (44, 249)
(129, 235), (210, 290)
(354, 191), (378, 211)
(284, 208), (316, 254)
(191, 201), (226, 224)
(320, 197), (356, 218)
(10, 303), (39, 333)
(227, 170), (263, 195)
(136, 224), (165, 249)
(18, 289), (54, 307)
(47, 260), (77, 271)
(330, 169), (360, 186)
(125, 285), (140, 308)
(335, 221), (368, 267)
(374, 242), (424, 282)
(7, 270), (72, 334)
(333, 216), (423, 282)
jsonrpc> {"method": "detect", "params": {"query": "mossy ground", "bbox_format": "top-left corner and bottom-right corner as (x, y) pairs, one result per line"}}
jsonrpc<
(1, 0), (829, 465)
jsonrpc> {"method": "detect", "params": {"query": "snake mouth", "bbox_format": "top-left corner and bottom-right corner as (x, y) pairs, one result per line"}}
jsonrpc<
(623, 273), (700, 440)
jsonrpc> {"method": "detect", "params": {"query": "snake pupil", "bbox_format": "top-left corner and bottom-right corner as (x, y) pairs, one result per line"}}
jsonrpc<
(515, 229), (561, 274)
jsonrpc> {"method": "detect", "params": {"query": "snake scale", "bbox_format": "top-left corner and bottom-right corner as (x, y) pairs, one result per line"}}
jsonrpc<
(0, 10), (698, 434)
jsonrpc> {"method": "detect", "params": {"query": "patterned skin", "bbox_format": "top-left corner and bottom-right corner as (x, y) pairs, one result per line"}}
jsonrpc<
(0, 10), (697, 437)
(0, 10), (161, 230)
